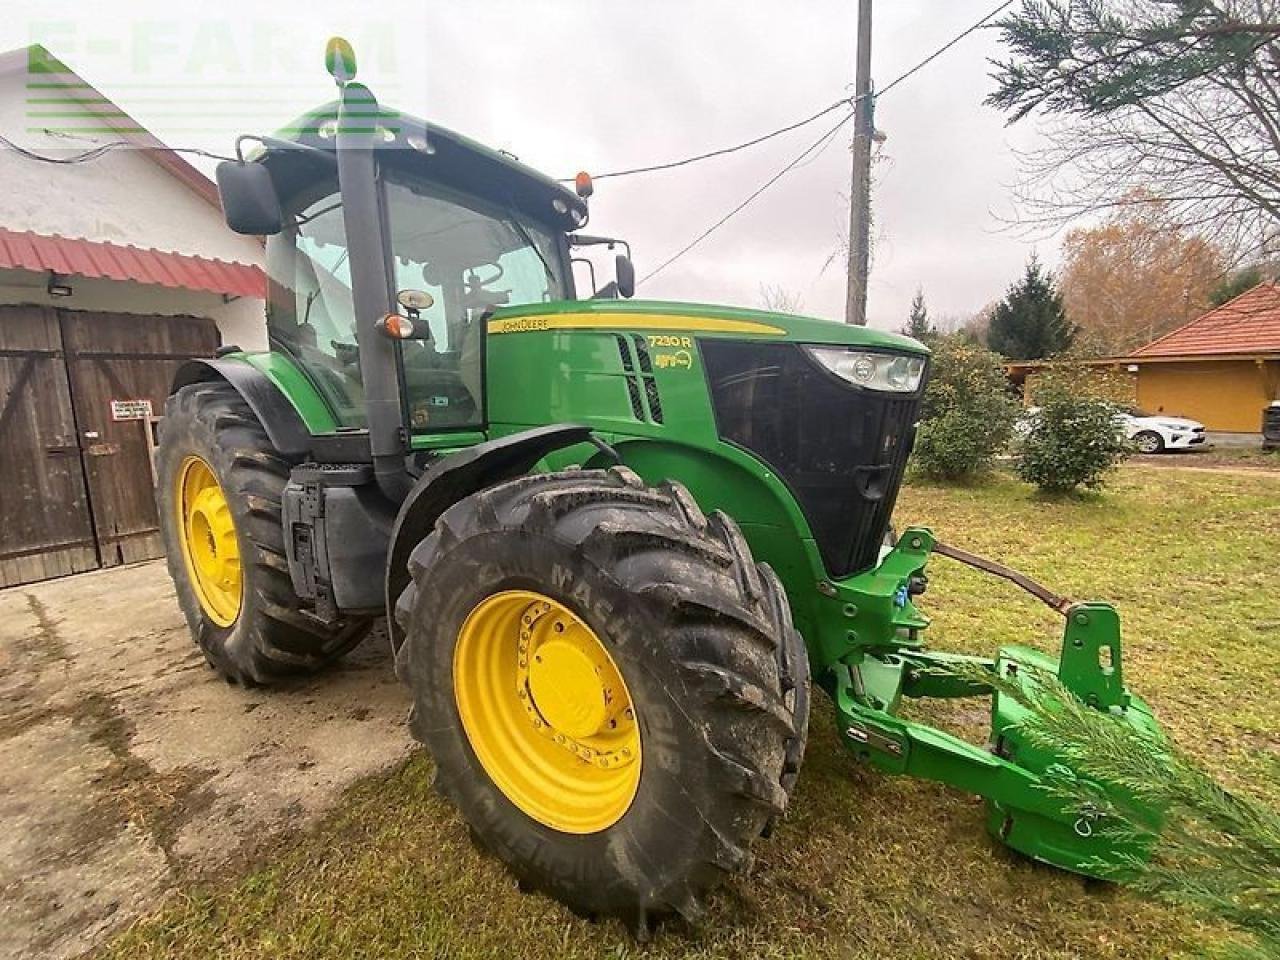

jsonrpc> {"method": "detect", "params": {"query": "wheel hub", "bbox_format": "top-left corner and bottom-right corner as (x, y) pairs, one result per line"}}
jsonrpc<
(453, 590), (641, 833)
(527, 639), (610, 738)
(515, 600), (636, 769)
(176, 456), (242, 627)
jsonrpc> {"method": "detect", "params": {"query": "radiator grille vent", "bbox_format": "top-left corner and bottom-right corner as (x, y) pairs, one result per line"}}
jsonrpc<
(614, 335), (664, 424)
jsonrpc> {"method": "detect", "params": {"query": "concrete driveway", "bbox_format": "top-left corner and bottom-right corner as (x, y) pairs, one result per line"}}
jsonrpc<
(0, 561), (413, 960)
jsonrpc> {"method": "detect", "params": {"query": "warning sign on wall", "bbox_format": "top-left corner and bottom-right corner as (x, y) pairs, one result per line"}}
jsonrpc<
(110, 399), (153, 421)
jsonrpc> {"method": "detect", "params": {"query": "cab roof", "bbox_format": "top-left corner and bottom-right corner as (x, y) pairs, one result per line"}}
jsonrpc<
(258, 99), (588, 232)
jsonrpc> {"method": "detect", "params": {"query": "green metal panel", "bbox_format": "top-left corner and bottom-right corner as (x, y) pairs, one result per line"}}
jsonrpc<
(409, 431), (489, 452)
(488, 298), (929, 354)
(237, 351), (342, 434)
(485, 309), (837, 652)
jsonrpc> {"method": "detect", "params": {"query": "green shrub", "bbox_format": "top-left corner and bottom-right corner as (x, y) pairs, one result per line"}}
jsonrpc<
(1017, 369), (1130, 493)
(912, 336), (1019, 481)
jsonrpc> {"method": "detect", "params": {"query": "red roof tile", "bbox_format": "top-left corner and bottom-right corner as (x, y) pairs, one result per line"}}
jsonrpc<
(0, 227), (265, 299)
(1131, 282), (1280, 358)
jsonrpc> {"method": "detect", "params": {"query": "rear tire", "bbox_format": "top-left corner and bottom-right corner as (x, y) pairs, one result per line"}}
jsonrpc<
(156, 381), (370, 684)
(394, 466), (807, 935)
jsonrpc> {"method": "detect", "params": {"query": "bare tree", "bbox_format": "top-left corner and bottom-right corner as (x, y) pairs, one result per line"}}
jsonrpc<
(758, 283), (805, 313)
(988, 0), (1280, 264)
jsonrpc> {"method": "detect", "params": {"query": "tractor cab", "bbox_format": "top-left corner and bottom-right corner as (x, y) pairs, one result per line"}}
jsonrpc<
(226, 101), (601, 442)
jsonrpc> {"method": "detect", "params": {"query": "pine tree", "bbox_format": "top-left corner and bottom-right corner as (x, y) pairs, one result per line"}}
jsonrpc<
(988, 256), (1077, 360)
(902, 287), (935, 341)
(964, 665), (1280, 960)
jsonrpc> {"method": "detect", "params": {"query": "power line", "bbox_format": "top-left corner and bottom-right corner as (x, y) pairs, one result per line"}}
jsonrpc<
(876, 0), (1011, 97)
(569, 0), (1012, 185)
(0, 132), (124, 163)
(637, 110), (855, 287)
(569, 96), (856, 182)
(632, 0), (1014, 286)
(0, 132), (236, 164)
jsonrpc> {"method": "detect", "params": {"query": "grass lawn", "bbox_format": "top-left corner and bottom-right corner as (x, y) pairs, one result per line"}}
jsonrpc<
(100, 466), (1279, 960)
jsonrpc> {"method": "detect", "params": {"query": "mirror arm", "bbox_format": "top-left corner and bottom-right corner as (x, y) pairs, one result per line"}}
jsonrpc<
(571, 257), (598, 296)
(568, 234), (629, 256)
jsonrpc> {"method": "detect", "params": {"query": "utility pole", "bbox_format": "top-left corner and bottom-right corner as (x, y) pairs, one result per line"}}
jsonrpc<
(844, 0), (874, 325)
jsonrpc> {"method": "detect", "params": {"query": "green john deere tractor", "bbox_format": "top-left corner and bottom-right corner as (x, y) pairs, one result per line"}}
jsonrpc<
(157, 39), (1162, 936)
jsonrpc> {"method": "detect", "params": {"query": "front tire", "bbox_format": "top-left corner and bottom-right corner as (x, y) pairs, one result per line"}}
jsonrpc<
(394, 467), (807, 935)
(156, 381), (369, 684)
(1134, 430), (1164, 454)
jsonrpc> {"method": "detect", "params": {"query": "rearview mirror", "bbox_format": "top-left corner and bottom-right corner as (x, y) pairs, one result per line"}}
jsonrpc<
(615, 253), (635, 299)
(215, 161), (283, 236)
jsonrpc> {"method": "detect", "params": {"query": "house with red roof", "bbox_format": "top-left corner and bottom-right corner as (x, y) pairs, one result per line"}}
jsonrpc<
(0, 44), (269, 586)
(1127, 282), (1280, 438)
(0, 44), (266, 343)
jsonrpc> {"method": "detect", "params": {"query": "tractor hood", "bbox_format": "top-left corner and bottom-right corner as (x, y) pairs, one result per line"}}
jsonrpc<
(484, 296), (928, 580)
(488, 299), (930, 354)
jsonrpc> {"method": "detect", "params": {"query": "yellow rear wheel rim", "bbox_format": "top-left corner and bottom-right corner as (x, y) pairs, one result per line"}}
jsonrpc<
(176, 456), (242, 627)
(453, 590), (642, 834)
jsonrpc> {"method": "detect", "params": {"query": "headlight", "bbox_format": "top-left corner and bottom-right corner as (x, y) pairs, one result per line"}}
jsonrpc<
(804, 347), (926, 393)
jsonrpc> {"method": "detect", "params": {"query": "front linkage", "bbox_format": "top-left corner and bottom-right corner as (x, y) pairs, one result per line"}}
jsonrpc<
(816, 527), (1162, 874)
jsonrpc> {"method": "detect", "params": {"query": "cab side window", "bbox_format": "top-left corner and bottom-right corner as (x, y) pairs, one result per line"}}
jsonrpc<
(266, 189), (366, 428)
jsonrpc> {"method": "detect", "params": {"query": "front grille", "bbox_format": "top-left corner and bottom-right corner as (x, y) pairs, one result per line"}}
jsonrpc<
(702, 339), (922, 577)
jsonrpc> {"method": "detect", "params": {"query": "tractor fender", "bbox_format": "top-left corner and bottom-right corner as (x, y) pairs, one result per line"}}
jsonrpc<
(383, 423), (595, 651)
(170, 358), (312, 459)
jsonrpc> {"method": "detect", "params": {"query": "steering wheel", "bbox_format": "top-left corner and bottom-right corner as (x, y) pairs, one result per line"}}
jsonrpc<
(462, 262), (511, 312)
(465, 262), (504, 289)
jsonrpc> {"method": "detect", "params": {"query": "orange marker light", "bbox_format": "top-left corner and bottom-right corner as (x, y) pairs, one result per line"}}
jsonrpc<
(378, 313), (414, 339)
(574, 171), (594, 199)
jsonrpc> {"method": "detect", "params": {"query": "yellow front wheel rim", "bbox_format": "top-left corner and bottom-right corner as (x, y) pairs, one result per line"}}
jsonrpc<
(453, 590), (641, 834)
(176, 456), (242, 627)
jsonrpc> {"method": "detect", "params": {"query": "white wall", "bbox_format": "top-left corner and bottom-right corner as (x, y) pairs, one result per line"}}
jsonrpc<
(208, 295), (269, 352)
(0, 70), (262, 268)
(0, 268), (268, 351)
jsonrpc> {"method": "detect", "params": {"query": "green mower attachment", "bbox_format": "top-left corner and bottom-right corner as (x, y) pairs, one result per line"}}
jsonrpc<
(821, 527), (1163, 875)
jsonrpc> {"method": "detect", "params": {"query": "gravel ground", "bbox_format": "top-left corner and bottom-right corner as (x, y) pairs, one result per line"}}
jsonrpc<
(0, 560), (413, 960)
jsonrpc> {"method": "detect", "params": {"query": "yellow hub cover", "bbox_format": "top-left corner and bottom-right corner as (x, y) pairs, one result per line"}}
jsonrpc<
(176, 456), (242, 627)
(453, 590), (641, 833)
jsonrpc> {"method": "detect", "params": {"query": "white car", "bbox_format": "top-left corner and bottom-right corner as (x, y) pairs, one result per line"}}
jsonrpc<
(1014, 406), (1209, 454)
(1117, 408), (1209, 454)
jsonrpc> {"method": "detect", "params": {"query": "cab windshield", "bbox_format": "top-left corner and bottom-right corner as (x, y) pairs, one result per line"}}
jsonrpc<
(267, 169), (568, 431)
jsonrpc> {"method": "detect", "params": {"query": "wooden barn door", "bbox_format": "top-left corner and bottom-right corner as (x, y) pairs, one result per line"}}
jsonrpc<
(59, 310), (220, 568)
(0, 305), (98, 587)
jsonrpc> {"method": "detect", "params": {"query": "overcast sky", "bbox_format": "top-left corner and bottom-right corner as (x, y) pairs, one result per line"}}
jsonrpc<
(3, 0), (1059, 332)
